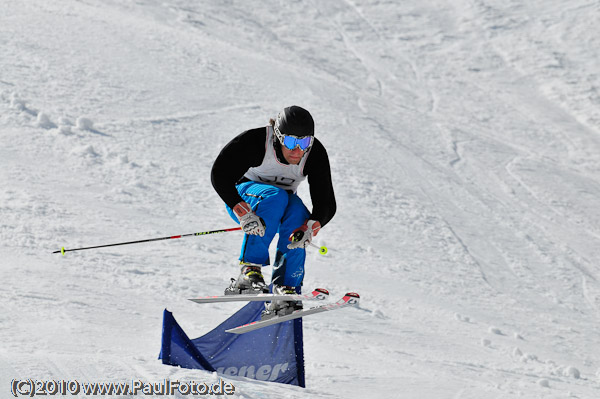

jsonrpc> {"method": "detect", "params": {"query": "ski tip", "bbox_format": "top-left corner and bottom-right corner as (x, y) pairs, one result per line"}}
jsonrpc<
(344, 292), (360, 305)
(313, 288), (329, 300)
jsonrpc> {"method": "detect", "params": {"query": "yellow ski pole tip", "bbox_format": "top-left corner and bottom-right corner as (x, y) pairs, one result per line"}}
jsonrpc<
(61, 247), (65, 256)
(319, 246), (328, 255)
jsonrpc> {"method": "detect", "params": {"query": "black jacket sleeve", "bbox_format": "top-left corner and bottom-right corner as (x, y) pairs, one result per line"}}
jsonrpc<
(305, 138), (337, 227)
(211, 128), (266, 208)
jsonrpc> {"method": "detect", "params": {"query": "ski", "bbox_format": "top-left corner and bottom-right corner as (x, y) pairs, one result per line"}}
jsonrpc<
(225, 292), (360, 334)
(189, 288), (329, 304)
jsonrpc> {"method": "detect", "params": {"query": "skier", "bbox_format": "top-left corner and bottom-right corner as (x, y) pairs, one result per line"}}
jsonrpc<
(211, 105), (336, 317)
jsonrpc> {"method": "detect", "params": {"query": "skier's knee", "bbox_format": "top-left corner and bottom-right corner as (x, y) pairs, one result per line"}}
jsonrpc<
(259, 187), (289, 209)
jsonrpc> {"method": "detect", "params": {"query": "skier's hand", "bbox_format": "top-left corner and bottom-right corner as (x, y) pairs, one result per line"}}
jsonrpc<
(233, 202), (266, 237)
(287, 219), (321, 249)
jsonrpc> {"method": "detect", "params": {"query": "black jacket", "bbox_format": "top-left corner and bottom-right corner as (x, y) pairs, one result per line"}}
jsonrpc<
(211, 126), (336, 227)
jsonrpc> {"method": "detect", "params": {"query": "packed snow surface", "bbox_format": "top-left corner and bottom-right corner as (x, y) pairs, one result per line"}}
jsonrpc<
(1, 0), (600, 398)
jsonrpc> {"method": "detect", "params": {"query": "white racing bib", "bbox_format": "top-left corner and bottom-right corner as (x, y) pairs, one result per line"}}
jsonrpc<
(243, 125), (311, 193)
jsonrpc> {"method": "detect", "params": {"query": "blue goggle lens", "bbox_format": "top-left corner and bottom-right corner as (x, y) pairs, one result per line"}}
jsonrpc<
(282, 135), (312, 150)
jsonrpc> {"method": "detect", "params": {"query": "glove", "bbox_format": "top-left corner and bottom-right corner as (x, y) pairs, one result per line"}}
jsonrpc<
(287, 219), (321, 249)
(233, 202), (266, 237)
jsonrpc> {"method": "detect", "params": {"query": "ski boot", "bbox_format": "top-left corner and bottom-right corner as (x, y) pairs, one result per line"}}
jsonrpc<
(225, 262), (269, 295)
(261, 285), (303, 320)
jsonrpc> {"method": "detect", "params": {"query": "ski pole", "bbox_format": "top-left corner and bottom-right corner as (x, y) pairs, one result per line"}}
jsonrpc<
(290, 230), (328, 255)
(53, 227), (242, 256)
(309, 242), (328, 255)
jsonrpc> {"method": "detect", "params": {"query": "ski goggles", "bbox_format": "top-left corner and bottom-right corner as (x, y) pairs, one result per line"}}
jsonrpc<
(274, 125), (313, 151)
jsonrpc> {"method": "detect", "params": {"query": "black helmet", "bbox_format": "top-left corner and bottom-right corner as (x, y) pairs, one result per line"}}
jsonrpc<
(275, 106), (314, 137)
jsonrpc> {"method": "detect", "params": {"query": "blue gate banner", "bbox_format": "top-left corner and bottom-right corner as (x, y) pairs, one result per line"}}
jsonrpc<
(159, 302), (305, 387)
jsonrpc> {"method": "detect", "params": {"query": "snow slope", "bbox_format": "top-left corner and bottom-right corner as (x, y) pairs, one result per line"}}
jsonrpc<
(1, 0), (600, 397)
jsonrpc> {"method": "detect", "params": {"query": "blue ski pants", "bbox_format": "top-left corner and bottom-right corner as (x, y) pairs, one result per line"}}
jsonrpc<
(226, 181), (310, 287)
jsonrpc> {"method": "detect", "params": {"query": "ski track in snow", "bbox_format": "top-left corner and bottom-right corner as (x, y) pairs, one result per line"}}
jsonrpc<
(1, 0), (600, 398)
